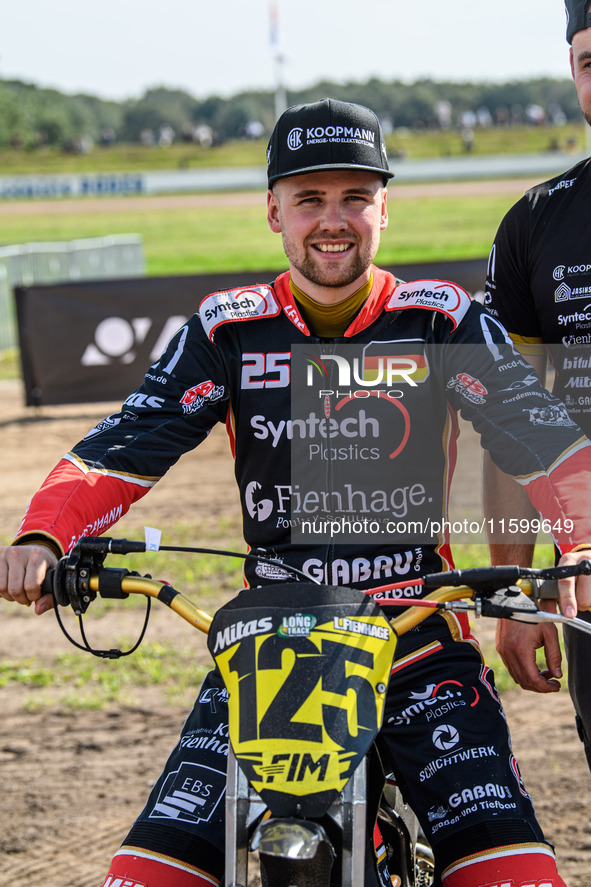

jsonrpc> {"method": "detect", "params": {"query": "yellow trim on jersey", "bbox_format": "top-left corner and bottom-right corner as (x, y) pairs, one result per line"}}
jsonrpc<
(514, 436), (591, 486)
(113, 847), (220, 885)
(442, 842), (556, 879)
(391, 639), (442, 672)
(12, 533), (64, 557)
(506, 332), (545, 357)
(63, 451), (159, 488)
(440, 611), (481, 656)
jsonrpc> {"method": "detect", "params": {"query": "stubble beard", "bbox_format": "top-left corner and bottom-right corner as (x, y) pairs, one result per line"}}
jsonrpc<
(282, 233), (376, 290)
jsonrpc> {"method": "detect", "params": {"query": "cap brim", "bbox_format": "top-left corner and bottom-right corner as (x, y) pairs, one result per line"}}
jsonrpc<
(268, 162), (395, 186)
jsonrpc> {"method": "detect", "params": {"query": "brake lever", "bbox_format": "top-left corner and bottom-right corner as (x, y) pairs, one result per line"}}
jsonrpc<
(506, 610), (591, 636)
(471, 584), (591, 635)
(477, 587), (540, 620)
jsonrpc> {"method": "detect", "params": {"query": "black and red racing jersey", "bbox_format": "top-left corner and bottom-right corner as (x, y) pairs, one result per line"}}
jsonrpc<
(485, 156), (591, 436)
(15, 266), (591, 599)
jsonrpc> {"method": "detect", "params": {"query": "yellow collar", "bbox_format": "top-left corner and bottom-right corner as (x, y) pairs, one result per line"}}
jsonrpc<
(290, 275), (373, 337)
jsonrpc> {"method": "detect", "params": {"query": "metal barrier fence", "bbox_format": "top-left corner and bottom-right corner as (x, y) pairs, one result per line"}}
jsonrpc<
(0, 234), (145, 352)
(0, 264), (11, 351)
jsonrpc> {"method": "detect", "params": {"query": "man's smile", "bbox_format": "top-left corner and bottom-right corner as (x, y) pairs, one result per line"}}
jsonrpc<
(314, 243), (353, 253)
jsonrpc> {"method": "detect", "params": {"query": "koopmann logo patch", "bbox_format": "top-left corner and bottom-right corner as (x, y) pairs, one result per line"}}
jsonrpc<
(287, 124), (377, 151)
(200, 286), (280, 340)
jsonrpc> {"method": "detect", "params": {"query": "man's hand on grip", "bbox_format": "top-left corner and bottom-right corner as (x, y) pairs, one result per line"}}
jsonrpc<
(0, 545), (58, 614)
(557, 549), (591, 619)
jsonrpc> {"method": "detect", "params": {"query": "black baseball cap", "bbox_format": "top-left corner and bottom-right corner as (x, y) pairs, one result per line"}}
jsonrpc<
(266, 98), (393, 187)
(566, 0), (591, 43)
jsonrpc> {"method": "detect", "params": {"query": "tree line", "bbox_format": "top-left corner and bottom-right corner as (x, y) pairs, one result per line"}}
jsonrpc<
(0, 75), (581, 151)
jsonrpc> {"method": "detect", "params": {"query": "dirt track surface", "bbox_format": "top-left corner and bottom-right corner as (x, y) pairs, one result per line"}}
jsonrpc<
(1, 379), (591, 886)
(0, 177), (541, 216)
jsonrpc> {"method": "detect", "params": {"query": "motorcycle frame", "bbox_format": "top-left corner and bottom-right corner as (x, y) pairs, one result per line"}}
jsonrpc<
(224, 743), (368, 887)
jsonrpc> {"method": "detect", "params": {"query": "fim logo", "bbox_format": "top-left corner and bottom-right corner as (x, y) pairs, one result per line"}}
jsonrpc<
(255, 751), (330, 784)
(150, 762), (225, 824)
(277, 612), (317, 638)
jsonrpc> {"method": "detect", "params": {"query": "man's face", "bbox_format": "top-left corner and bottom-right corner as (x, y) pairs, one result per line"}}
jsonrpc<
(571, 26), (591, 124)
(267, 169), (388, 303)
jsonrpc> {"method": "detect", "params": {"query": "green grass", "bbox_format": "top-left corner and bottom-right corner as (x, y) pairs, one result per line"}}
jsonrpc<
(0, 517), (246, 710)
(0, 140), (268, 174)
(380, 193), (515, 264)
(388, 121), (586, 159)
(2, 642), (209, 709)
(0, 199), (281, 275)
(0, 191), (516, 279)
(451, 542), (556, 570)
(0, 123), (585, 174)
(101, 518), (247, 613)
(0, 348), (19, 379)
(0, 126), (568, 305)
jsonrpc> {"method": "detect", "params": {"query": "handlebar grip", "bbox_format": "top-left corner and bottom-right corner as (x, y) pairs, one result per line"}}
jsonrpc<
(537, 579), (559, 600)
(40, 563), (71, 608)
(41, 568), (55, 596)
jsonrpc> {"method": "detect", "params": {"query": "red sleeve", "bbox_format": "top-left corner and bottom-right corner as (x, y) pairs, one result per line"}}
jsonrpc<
(520, 443), (591, 554)
(14, 454), (154, 554)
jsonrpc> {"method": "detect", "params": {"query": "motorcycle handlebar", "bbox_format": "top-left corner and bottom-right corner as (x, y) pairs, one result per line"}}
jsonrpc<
(42, 536), (591, 641)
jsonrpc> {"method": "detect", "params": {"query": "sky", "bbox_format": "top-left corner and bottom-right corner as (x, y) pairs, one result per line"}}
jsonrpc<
(1, 0), (574, 103)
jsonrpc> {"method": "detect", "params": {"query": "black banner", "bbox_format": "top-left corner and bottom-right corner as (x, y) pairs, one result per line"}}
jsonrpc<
(16, 260), (487, 406)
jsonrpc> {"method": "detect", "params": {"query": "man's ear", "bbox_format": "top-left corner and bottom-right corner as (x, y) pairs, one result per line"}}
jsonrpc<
(570, 45), (575, 80)
(267, 188), (282, 233)
(380, 188), (389, 231)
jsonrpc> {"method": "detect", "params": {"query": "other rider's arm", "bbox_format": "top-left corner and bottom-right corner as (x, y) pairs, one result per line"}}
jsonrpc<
(483, 349), (589, 692)
(484, 454), (564, 692)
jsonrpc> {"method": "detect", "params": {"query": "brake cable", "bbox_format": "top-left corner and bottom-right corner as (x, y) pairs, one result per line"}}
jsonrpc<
(51, 537), (591, 656)
(50, 537), (318, 657)
(52, 593), (151, 659)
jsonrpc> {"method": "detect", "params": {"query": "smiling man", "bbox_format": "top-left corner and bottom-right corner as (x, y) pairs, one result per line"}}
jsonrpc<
(1, 98), (589, 887)
(269, 170), (387, 292)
